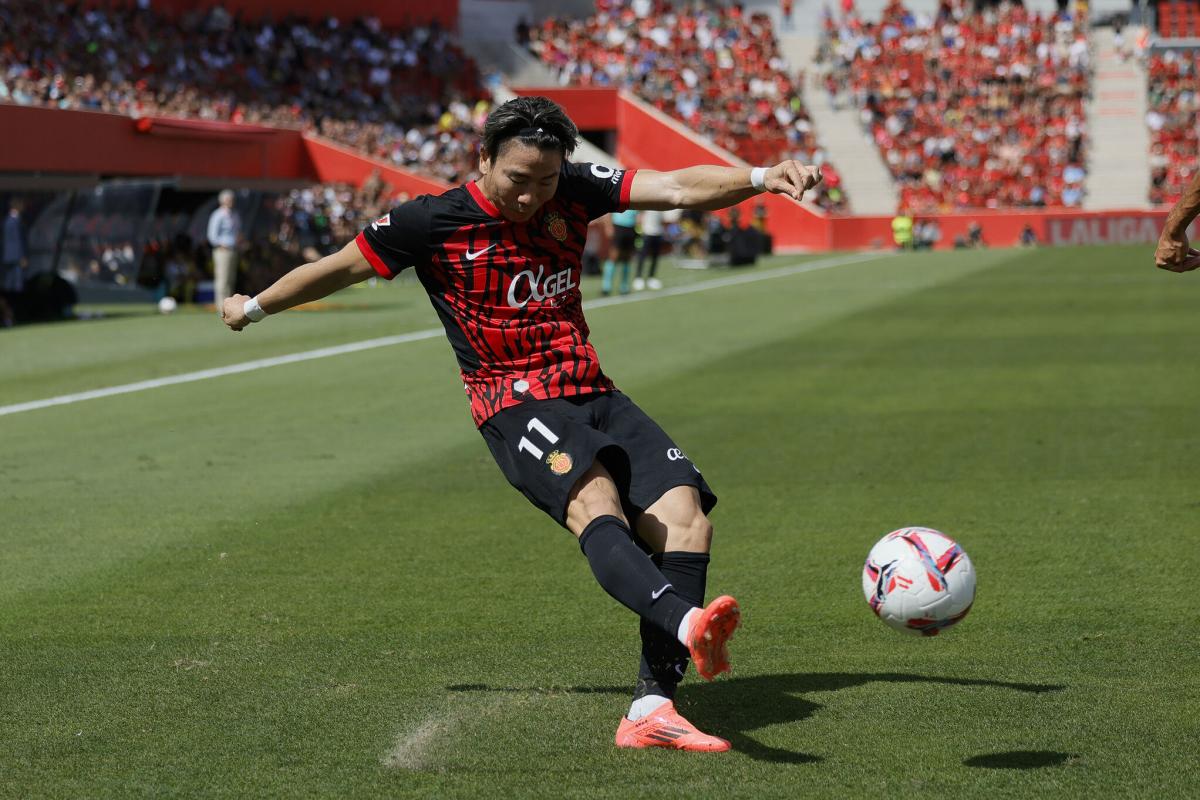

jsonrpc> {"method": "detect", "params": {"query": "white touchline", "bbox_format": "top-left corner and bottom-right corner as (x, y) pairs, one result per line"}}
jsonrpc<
(0, 252), (886, 418)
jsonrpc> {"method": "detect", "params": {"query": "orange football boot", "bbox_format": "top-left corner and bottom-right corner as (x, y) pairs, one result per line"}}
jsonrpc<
(686, 594), (741, 681)
(615, 700), (731, 752)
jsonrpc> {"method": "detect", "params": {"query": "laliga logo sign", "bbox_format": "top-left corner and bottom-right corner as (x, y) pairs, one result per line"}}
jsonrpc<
(507, 264), (577, 309)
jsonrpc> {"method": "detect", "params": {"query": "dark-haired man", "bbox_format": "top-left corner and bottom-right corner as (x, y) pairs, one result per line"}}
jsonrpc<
(222, 96), (821, 752)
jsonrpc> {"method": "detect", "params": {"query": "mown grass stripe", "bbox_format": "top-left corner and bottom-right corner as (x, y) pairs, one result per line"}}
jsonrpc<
(0, 252), (883, 418)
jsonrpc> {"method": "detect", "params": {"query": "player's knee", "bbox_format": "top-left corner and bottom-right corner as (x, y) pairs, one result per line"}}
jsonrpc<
(565, 461), (626, 535)
(667, 509), (713, 553)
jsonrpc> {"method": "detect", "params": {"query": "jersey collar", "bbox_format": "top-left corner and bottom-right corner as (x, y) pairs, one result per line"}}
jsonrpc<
(467, 180), (502, 219)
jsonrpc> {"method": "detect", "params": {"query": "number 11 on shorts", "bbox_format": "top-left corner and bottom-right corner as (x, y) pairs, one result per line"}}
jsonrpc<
(517, 417), (559, 460)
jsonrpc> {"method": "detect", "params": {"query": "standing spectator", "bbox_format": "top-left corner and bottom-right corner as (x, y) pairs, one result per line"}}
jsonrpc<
(781, 0), (795, 31)
(915, 219), (942, 250)
(727, 208), (761, 267)
(967, 222), (986, 249)
(891, 209), (914, 250)
(1, 200), (28, 327)
(634, 209), (666, 291)
(603, 208), (638, 296)
(207, 190), (241, 311)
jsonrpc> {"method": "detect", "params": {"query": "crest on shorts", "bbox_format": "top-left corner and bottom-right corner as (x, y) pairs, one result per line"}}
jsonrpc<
(372, 213), (390, 229)
(546, 450), (573, 475)
(545, 212), (568, 242)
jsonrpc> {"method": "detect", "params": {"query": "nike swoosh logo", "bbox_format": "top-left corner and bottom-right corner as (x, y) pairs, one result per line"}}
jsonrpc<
(464, 244), (496, 261)
(651, 583), (673, 601)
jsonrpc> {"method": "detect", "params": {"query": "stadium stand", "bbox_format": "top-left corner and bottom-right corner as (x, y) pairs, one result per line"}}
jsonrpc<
(1146, 49), (1199, 206)
(0, 0), (488, 184)
(816, 0), (1093, 212)
(527, 0), (849, 211)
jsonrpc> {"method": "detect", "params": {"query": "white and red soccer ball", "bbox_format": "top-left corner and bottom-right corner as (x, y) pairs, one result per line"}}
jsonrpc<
(862, 527), (975, 636)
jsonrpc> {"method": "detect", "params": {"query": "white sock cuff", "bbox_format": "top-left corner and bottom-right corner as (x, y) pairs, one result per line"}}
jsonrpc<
(627, 694), (671, 722)
(676, 608), (698, 647)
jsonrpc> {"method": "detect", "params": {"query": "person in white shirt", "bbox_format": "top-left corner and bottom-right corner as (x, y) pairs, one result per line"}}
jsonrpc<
(634, 208), (675, 291)
(206, 190), (241, 311)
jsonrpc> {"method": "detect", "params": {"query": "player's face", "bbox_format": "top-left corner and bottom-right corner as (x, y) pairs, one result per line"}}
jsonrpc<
(479, 141), (562, 223)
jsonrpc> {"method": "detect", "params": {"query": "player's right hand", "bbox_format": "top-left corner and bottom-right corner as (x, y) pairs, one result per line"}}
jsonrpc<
(222, 293), (251, 331)
(763, 160), (823, 201)
(1154, 231), (1200, 272)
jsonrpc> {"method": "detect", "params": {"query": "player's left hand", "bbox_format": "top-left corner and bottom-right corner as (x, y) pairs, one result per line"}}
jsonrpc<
(1154, 230), (1200, 272)
(764, 160), (823, 202)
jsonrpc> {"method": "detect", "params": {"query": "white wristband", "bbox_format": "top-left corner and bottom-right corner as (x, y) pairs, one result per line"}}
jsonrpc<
(243, 296), (268, 322)
(750, 166), (768, 191)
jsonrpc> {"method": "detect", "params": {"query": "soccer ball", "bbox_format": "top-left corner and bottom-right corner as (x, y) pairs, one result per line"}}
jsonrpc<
(158, 296), (178, 314)
(862, 527), (975, 636)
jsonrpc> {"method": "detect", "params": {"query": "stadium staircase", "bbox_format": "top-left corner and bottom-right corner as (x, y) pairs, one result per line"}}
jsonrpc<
(773, 28), (898, 215)
(1084, 28), (1152, 210)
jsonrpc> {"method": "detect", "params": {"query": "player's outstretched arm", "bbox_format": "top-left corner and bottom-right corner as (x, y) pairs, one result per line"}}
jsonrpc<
(221, 240), (376, 331)
(627, 160), (822, 212)
(1156, 170), (1200, 273)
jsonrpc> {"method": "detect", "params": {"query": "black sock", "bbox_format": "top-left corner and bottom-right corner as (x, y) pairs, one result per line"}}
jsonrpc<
(634, 551), (710, 701)
(578, 516), (693, 638)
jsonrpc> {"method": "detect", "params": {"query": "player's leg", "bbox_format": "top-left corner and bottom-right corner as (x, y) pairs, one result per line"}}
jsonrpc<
(614, 485), (737, 751)
(565, 459), (696, 641)
(635, 487), (738, 686)
(480, 399), (694, 640)
(596, 393), (739, 750)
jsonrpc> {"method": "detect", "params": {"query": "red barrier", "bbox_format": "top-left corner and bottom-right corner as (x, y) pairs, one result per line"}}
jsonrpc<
(0, 105), (310, 180)
(2, 103), (1173, 250)
(302, 136), (450, 198)
(1, 105), (452, 201)
(828, 208), (1172, 250)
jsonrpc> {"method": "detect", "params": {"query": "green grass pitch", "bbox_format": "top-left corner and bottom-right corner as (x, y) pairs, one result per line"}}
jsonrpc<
(2, 244), (1198, 798)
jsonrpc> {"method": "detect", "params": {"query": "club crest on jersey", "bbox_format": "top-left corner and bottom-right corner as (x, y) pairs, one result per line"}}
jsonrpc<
(545, 212), (568, 242)
(371, 213), (390, 229)
(546, 450), (573, 476)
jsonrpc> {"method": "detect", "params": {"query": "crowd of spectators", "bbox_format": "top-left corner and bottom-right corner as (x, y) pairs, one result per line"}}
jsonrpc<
(1145, 49), (1200, 206)
(526, 0), (848, 211)
(0, 0), (489, 184)
(816, 0), (1092, 212)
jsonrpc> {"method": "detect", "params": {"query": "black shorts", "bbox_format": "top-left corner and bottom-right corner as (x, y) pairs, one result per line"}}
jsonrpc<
(480, 391), (717, 527)
(613, 225), (637, 258)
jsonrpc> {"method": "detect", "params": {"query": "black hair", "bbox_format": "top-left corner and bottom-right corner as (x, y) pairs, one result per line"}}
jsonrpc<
(481, 96), (579, 159)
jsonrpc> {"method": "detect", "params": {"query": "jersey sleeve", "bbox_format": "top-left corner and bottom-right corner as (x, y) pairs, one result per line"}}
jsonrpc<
(354, 195), (433, 279)
(558, 161), (638, 220)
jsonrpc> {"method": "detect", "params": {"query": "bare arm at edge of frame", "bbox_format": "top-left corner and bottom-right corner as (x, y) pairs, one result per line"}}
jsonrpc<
(1155, 170), (1200, 273)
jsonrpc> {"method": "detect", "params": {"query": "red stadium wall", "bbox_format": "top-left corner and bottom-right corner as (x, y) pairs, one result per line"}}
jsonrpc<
(302, 136), (451, 197)
(0, 105), (310, 180)
(827, 209), (1172, 250)
(113, 0), (458, 27)
(0, 104), (450, 198)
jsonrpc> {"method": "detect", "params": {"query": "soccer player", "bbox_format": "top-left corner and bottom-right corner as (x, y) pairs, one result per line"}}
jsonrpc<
(1155, 170), (1200, 272)
(221, 96), (821, 752)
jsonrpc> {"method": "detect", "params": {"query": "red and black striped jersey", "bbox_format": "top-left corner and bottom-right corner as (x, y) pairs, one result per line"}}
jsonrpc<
(355, 161), (637, 426)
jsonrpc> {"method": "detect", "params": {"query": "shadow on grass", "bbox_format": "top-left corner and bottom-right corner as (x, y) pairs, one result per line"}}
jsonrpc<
(964, 751), (1077, 769)
(450, 672), (1065, 764)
